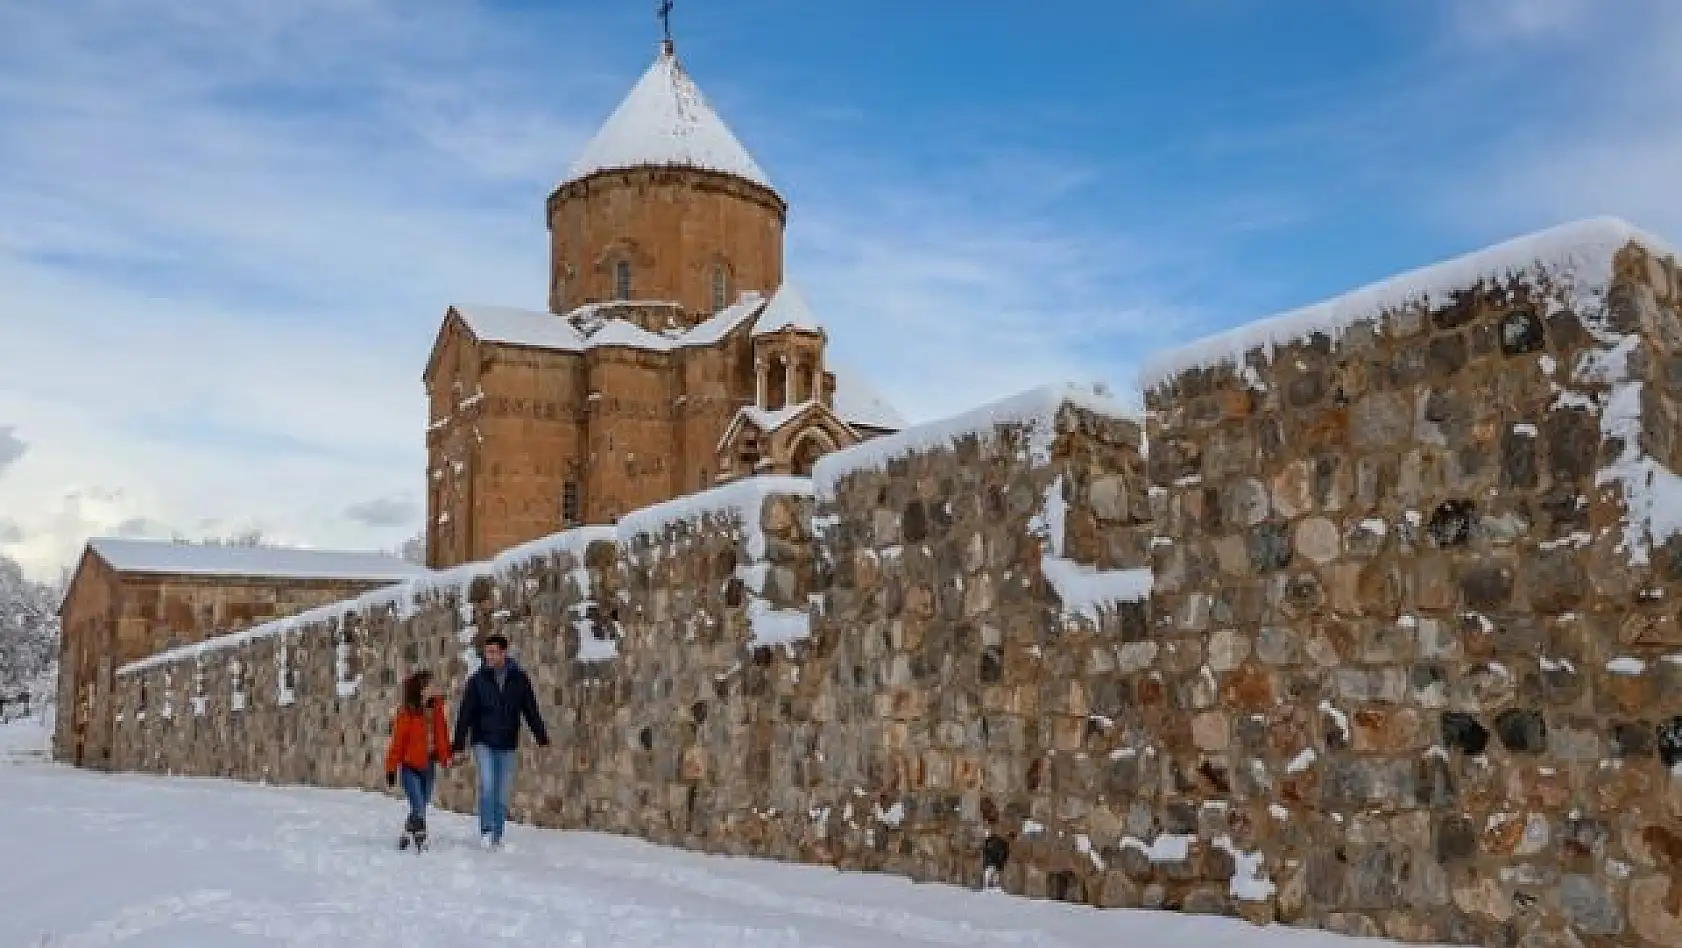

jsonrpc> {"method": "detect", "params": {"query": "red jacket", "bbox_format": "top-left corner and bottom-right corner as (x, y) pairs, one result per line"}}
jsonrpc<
(384, 697), (453, 774)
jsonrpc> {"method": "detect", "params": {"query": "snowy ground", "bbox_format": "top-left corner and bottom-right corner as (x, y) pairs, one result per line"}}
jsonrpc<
(0, 719), (1396, 948)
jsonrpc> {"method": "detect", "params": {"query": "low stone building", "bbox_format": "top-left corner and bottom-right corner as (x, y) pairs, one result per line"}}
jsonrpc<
(55, 537), (425, 768)
(423, 41), (903, 570)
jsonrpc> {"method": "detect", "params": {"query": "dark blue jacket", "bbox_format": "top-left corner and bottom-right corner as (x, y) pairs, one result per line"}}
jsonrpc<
(451, 659), (549, 752)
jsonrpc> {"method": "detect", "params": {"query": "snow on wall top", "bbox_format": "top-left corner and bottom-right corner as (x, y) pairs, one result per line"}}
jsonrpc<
(116, 475), (821, 676)
(812, 382), (1137, 501)
(1138, 216), (1678, 391)
(751, 282), (823, 337)
(117, 527), (618, 676)
(618, 476), (813, 562)
(564, 45), (773, 193)
(452, 294), (764, 354)
(88, 538), (427, 583)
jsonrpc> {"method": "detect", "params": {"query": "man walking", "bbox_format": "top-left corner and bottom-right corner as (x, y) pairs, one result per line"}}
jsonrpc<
(451, 634), (549, 850)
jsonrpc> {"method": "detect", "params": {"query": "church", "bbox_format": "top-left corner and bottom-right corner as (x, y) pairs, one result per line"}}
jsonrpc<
(422, 37), (904, 569)
(55, 32), (903, 766)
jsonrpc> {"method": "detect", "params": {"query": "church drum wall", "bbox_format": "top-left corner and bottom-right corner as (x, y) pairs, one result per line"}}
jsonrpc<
(547, 167), (785, 319)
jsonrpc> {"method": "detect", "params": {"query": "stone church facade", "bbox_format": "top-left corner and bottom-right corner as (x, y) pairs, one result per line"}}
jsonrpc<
(423, 42), (903, 569)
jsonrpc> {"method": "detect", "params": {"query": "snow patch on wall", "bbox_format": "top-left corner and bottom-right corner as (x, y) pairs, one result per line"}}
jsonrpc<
(1028, 476), (1152, 621)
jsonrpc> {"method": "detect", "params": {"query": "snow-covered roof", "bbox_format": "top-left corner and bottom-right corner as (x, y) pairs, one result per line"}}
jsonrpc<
(564, 44), (773, 193)
(751, 282), (823, 337)
(813, 383), (1137, 501)
(451, 294), (764, 354)
(740, 401), (819, 435)
(830, 364), (906, 431)
(452, 305), (584, 351)
(88, 538), (428, 583)
(1139, 216), (1678, 391)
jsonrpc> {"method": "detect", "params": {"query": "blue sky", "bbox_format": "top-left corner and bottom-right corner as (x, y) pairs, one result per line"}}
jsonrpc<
(0, 0), (1678, 579)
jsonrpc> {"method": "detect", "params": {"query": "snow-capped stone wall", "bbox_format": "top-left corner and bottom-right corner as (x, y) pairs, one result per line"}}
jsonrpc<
(1139, 224), (1682, 945)
(98, 222), (1682, 948)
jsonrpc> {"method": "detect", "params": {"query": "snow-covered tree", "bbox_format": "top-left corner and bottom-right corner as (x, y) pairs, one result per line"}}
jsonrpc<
(394, 531), (426, 566)
(0, 552), (59, 694)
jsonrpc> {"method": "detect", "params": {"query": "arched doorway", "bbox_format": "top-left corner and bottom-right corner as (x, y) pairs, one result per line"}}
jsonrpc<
(790, 429), (835, 477)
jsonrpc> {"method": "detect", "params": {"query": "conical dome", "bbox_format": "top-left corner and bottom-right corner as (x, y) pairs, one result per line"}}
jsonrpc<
(565, 44), (773, 192)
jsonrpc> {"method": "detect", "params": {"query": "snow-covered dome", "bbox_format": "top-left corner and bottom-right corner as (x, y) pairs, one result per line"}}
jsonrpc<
(564, 44), (773, 192)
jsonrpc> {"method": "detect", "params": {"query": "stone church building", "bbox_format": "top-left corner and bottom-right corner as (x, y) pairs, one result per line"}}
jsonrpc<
(56, 37), (905, 762)
(422, 40), (903, 568)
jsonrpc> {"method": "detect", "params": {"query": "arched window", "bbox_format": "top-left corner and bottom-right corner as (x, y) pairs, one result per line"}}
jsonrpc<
(614, 260), (632, 300)
(712, 264), (729, 312)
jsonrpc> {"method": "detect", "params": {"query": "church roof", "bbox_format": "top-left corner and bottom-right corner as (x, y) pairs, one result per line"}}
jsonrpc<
(447, 295), (907, 433)
(87, 537), (427, 582)
(750, 281), (823, 337)
(450, 295), (764, 354)
(452, 305), (585, 351)
(831, 364), (907, 432)
(564, 44), (773, 192)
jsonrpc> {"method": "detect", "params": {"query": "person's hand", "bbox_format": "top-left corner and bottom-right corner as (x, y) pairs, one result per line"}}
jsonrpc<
(385, 772), (395, 788)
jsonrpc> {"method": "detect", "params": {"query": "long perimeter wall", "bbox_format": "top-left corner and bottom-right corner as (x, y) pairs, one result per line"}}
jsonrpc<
(107, 223), (1682, 948)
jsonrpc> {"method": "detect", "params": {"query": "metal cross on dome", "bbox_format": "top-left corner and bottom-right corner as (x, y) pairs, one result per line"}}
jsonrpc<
(657, 0), (674, 45)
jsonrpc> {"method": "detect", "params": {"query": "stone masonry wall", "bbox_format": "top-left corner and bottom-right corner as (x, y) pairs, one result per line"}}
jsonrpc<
(106, 230), (1682, 948)
(1138, 235), (1682, 946)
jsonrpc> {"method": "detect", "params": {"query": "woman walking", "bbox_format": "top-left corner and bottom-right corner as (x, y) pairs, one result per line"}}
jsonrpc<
(384, 669), (452, 851)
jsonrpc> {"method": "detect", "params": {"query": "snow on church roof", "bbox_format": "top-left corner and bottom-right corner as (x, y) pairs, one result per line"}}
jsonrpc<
(751, 282), (823, 337)
(452, 305), (585, 351)
(1138, 216), (1677, 391)
(451, 295), (764, 353)
(88, 537), (427, 583)
(565, 44), (773, 192)
(831, 364), (906, 432)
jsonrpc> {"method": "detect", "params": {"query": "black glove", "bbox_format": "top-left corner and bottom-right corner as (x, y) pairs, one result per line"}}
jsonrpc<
(451, 742), (465, 756)
(385, 771), (396, 788)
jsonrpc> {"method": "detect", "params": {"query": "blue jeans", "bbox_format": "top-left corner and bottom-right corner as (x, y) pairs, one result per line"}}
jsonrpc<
(399, 764), (435, 823)
(472, 744), (517, 841)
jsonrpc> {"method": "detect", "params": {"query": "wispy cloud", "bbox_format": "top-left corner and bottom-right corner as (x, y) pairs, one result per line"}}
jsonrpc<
(0, 427), (24, 476)
(0, 0), (1236, 580)
(345, 498), (418, 529)
(8, 0), (1659, 584)
(1432, 0), (1682, 239)
(1444, 0), (1592, 45)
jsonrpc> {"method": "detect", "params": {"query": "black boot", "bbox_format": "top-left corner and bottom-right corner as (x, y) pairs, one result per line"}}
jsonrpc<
(407, 813), (428, 852)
